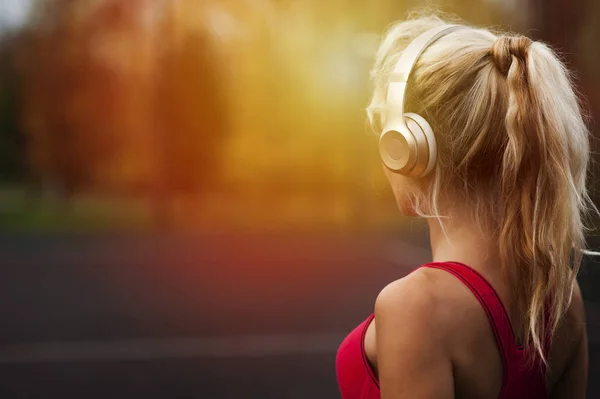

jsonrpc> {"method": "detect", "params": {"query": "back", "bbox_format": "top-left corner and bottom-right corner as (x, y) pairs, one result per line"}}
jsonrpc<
(432, 263), (587, 398)
(351, 262), (587, 399)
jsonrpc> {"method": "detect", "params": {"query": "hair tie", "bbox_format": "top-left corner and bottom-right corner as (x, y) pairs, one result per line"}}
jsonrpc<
(490, 35), (533, 75)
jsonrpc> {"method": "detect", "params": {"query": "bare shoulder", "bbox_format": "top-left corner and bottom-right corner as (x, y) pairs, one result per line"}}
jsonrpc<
(374, 267), (465, 344)
(375, 268), (440, 318)
(373, 268), (456, 397)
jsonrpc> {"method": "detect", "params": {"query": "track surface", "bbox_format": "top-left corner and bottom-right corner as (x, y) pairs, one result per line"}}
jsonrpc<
(0, 233), (598, 398)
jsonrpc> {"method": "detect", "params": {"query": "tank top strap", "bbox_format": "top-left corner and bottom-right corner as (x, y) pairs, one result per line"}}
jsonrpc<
(418, 261), (521, 361)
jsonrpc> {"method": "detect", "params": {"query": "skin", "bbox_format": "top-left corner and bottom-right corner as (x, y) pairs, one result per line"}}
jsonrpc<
(362, 172), (588, 399)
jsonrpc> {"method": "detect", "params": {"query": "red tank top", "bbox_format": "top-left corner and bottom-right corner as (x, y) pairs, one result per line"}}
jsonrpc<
(336, 261), (549, 399)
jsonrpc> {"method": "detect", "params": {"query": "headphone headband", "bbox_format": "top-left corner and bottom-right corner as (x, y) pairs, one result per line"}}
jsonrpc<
(386, 24), (464, 113)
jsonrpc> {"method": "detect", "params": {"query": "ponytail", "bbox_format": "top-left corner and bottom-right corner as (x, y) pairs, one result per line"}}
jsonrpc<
(492, 36), (593, 363)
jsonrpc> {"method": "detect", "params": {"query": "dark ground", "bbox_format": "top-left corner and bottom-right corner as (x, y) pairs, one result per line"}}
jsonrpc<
(0, 232), (598, 398)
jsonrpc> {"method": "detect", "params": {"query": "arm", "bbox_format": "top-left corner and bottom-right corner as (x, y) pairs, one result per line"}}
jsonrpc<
(550, 282), (588, 399)
(375, 274), (454, 399)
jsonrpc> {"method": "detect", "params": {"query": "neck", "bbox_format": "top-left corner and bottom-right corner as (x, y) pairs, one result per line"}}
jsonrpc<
(426, 211), (521, 337)
(427, 213), (500, 274)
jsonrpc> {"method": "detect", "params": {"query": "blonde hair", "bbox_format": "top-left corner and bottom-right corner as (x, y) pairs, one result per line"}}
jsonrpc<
(368, 13), (596, 363)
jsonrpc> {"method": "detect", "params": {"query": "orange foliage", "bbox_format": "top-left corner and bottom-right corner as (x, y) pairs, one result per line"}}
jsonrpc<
(20, 0), (229, 197)
(15, 0), (517, 230)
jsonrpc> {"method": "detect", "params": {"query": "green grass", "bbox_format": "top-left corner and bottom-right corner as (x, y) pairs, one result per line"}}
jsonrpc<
(0, 188), (153, 232)
(0, 185), (409, 233)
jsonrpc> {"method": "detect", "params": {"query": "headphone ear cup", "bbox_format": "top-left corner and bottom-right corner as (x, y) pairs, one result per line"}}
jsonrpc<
(379, 125), (417, 173)
(404, 113), (437, 177)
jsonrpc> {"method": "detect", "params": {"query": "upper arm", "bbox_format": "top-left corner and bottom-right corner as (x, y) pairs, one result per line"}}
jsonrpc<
(374, 274), (454, 399)
(550, 282), (587, 399)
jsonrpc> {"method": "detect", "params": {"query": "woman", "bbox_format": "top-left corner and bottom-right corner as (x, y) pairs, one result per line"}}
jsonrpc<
(336, 13), (593, 399)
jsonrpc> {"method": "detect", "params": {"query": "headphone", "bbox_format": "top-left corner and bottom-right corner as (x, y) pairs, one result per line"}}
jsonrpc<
(379, 25), (464, 177)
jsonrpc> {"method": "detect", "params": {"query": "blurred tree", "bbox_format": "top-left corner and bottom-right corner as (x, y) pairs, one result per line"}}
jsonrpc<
(20, 0), (126, 199)
(19, 0), (230, 227)
(151, 0), (230, 228)
(15, 0), (527, 231)
(0, 35), (26, 183)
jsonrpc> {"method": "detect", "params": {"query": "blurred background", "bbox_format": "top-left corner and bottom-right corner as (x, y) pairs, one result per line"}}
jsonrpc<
(0, 0), (599, 398)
